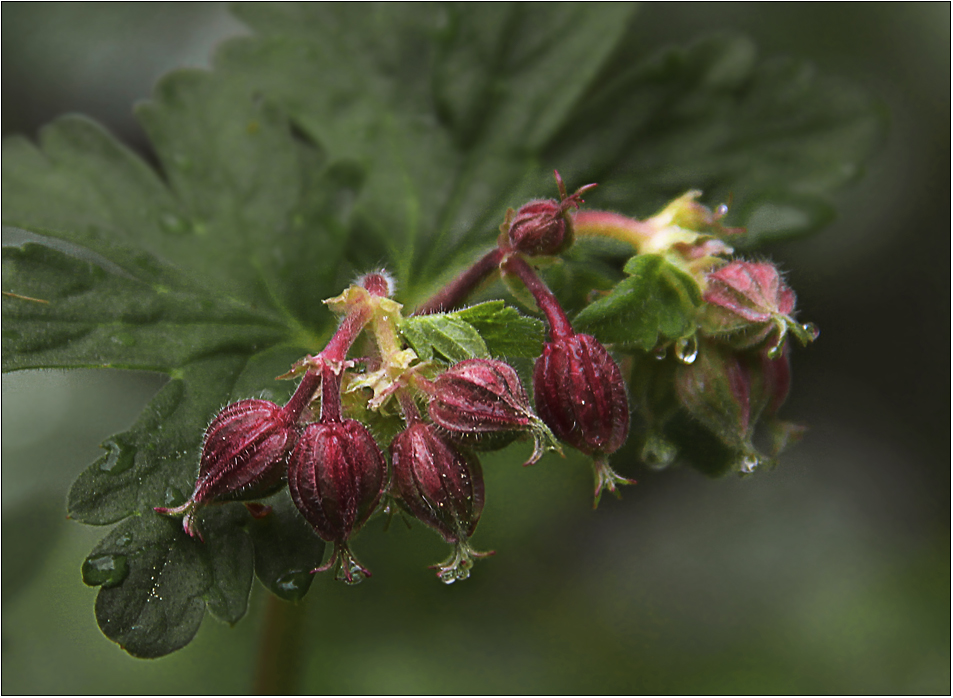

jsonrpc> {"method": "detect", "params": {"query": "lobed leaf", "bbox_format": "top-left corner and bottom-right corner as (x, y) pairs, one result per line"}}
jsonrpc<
(450, 301), (545, 358)
(88, 507), (253, 659)
(399, 314), (489, 364)
(546, 34), (886, 245)
(573, 254), (702, 350)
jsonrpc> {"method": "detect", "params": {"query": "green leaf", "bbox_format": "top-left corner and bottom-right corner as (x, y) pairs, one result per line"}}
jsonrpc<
(248, 492), (326, 602)
(573, 255), (702, 350)
(89, 507), (253, 659)
(2, 242), (287, 372)
(451, 301), (545, 358)
(547, 34), (886, 245)
(399, 314), (489, 364)
(221, 3), (639, 295)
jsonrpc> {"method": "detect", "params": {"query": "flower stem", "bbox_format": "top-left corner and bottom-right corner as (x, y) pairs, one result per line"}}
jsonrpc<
(281, 369), (322, 422)
(252, 594), (309, 695)
(412, 248), (504, 316)
(572, 210), (655, 252)
(500, 254), (574, 341)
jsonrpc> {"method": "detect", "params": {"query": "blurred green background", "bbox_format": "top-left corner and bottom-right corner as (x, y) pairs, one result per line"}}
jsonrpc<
(2, 3), (949, 694)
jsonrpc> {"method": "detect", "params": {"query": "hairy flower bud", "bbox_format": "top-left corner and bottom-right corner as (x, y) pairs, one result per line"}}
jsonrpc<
(674, 339), (803, 474)
(287, 419), (387, 584)
(507, 199), (573, 256)
(534, 334), (629, 457)
(425, 358), (558, 464)
(503, 171), (596, 257)
(390, 422), (492, 583)
(533, 333), (634, 504)
(155, 399), (298, 539)
(702, 260), (818, 357)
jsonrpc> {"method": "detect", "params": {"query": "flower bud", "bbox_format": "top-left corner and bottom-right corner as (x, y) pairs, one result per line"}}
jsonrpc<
(674, 339), (801, 474)
(533, 333), (634, 504)
(503, 171), (596, 257)
(287, 419), (387, 584)
(155, 399), (297, 540)
(390, 422), (492, 583)
(425, 358), (558, 464)
(675, 340), (751, 453)
(701, 260), (818, 357)
(534, 334), (629, 457)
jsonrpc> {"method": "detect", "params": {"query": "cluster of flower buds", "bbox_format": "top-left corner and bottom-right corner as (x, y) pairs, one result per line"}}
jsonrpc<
(572, 190), (818, 474)
(158, 172), (817, 588)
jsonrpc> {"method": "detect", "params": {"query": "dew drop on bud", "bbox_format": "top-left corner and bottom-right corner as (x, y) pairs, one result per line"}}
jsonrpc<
(737, 454), (760, 474)
(715, 203), (729, 217)
(674, 336), (698, 365)
(339, 563), (366, 586)
(801, 322), (820, 341)
(653, 347), (668, 361)
(641, 432), (678, 470)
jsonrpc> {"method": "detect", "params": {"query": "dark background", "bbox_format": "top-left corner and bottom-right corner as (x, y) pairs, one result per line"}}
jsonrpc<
(2, 3), (949, 693)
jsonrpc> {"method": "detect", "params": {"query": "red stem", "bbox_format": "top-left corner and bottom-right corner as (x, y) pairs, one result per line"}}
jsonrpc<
(396, 389), (423, 425)
(281, 369), (321, 422)
(501, 254), (574, 341)
(323, 305), (373, 362)
(412, 248), (504, 316)
(319, 364), (344, 423)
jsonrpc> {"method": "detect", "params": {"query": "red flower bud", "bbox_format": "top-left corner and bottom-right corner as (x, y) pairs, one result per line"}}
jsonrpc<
(288, 419), (387, 584)
(503, 171), (597, 257)
(533, 333), (634, 505)
(390, 422), (492, 583)
(425, 358), (557, 465)
(702, 260), (818, 357)
(534, 334), (629, 457)
(155, 399), (298, 540)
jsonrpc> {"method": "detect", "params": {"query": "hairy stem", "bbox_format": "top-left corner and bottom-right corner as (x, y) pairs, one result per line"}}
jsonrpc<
(252, 594), (309, 695)
(412, 248), (503, 316)
(501, 254), (574, 341)
(319, 364), (344, 423)
(323, 303), (373, 363)
(281, 369), (321, 422)
(572, 210), (654, 252)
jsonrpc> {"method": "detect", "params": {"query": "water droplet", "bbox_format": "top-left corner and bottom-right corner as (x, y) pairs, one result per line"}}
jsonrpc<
(737, 454), (759, 474)
(341, 563), (365, 586)
(801, 322), (820, 341)
(653, 347), (667, 361)
(767, 342), (784, 360)
(158, 212), (190, 236)
(163, 487), (186, 508)
(82, 554), (129, 588)
(674, 336), (698, 364)
(641, 433), (677, 470)
(715, 203), (729, 217)
(99, 439), (136, 474)
(274, 570), (312, 601)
